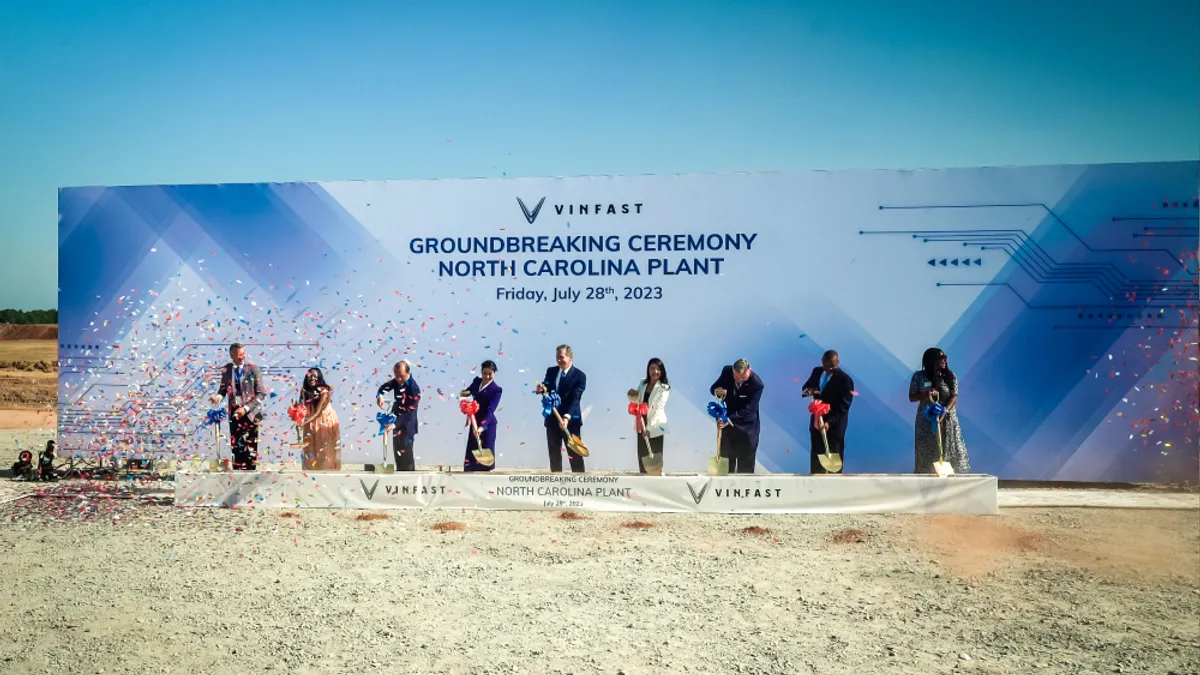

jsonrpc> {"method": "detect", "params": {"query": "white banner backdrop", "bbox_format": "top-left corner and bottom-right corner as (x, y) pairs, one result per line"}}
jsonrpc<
(175, 471), (998, 515)
(60, 164), (1200, 482)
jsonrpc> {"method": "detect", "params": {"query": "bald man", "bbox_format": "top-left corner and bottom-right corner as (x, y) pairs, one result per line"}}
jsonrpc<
(377, 361), (421, 471)
(802, 350), (854, 474)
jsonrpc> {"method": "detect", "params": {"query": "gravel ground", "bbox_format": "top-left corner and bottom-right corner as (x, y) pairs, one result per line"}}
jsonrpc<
(0, 481), (1197, 675)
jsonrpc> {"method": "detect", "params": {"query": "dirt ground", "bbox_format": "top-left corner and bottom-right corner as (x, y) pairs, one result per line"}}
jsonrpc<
(0, 484), (1196, 675)
(0, 337), (57, 415)
(0, 325), (57, 341)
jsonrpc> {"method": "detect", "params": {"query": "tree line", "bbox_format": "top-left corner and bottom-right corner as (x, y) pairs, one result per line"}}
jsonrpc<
(0, 309), (57, 324)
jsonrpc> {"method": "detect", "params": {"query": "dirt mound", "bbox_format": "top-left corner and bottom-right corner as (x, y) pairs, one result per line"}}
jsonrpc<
(432, 521), (467, 532)
(557, 511), (588, 520)
(0, 325), (57, 340)
(0, 361), (56, 372)
(356, 513), (389, 521)
(0, 375), (56, 408)
(831, 528), (869, 544)
(621, 521), (654, 529)
(741, 525), (771, 535)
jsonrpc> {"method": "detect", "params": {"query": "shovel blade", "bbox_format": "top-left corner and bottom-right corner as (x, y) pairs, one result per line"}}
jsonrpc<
(643, 452), (664, 476)
(708, 456), (729, 476)
(472, 449), (496, 467)
(933, 461), (955, 478)
(817, 453), (843, 474)
(568, 436), (589, 458)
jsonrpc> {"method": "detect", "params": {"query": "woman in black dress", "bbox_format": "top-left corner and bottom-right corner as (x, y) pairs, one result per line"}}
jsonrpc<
(909, 348), (970, 473)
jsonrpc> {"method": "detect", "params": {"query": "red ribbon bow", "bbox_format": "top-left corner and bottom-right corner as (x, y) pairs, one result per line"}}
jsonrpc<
(460, 399), (480, 416)
(807, 400), (830, 429)
(627, 402), (649, 417)
(287, 404), (307, 425)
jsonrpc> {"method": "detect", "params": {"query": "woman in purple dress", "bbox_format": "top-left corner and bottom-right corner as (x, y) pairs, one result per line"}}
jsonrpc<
(461, 360), (503, 472)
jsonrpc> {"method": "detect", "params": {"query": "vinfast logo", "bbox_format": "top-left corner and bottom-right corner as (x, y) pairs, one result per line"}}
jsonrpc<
(516, 197), (545, 224)
(360, 478), (380, 500)
(687, 481), (784, 503)
(516, 197), (644, 224)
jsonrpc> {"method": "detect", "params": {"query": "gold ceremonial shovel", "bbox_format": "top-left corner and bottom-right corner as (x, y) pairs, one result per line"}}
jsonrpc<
(552, 408), (589, 457)
(933, 415), (955, 478)
(378, 425), (396, 474)
(640, 432), (663, 475)
(288, 402), (308, 449)
(708, 425), (729, 476)
(628, 390), (661, 474)
(816, 423), (843, 474)
(708, 395), (729, 476)
(708, 394), (730, 475)
(468, 414), (495, 468)
(207, 423), (230, 472)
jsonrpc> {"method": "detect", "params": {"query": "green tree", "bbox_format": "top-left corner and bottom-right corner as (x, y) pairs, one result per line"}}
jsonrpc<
(0, 309), (57, 324)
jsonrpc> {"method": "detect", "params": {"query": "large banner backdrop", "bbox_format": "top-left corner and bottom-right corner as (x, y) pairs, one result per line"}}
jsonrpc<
(58, 163), (1198, 481)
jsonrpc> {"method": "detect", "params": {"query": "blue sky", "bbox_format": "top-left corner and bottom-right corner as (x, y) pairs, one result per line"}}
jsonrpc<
(1, 0), (1196, 310)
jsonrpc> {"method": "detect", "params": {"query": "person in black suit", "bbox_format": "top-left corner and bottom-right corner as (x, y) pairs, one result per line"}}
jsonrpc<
(376, 360), (421, 471)
(210, 343), (267, 471)
(802, 350), (854, 474)
(710, 358), (764, 474)
(536, 344), (587, 473)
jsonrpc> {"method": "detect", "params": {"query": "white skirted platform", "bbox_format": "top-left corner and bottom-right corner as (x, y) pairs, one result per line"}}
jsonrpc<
(175, 471), (999, 515)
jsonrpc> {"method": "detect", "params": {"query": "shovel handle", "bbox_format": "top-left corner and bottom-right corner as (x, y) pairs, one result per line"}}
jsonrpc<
(640, 430), (654, 456)
(468, 413), (485, 448)
(935, 416), (945, 463)
(382, 425), (393, 464)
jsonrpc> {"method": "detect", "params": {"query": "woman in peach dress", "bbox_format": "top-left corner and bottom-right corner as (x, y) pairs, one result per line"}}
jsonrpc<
(300, 367), (341, 470)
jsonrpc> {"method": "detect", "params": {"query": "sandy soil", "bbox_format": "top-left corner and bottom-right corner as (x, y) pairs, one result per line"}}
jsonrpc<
(0, 376), (56, 409)
(0, 485), (1196, 675)
(0, 337), (58, 418)
(0, 328), (55, 453)
(0, 410), (56, 431)
(0, 325), (57, 341)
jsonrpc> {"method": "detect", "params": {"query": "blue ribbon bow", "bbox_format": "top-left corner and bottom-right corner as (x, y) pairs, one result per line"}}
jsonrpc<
(922, 402), (946, 434)
(376, 412), (397, 436)
(205, 408), (227, 426)
(541, 392), (561, 418)
(707, 400), (729, 425)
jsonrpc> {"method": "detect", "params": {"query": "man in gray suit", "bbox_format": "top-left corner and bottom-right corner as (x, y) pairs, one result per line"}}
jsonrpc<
(210, 343), (267, 470)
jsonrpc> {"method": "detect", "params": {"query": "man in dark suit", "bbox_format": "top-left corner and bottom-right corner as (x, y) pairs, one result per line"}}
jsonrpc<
(211, 343), (267, 471)
(377, 360), (421, 471)
(802, 350), (854, 474)
(710, 358), (764, 474)
(536, 344), (586, 473)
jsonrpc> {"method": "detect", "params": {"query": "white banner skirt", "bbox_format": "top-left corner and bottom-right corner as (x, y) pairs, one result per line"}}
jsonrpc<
(176, 472), (999, 515)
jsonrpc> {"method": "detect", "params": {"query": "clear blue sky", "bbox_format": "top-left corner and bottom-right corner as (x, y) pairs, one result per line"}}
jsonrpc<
(2, 0), (1197, 310)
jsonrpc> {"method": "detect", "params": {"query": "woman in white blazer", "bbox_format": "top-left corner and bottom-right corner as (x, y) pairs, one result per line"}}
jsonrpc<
(627, 358), (671, 473)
